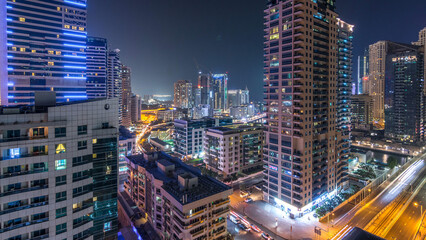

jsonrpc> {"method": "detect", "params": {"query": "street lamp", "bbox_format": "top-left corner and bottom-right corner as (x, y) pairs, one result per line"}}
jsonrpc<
(414, 202), (423, 216)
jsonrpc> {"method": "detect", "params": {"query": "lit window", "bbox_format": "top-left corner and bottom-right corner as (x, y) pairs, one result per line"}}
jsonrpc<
(56, 51), (61, 55)
(104, 222), (112, 232)
(106, 166), (111, 175)
(55, 144), (66, 154)
(270, 26), (279, 34)
(48, 62), (54, 66)
(72, 26), (77, 30)
(92, 139), (97, 144)
(12, 47), (16, 51)
(78, 27), (84, 31)
(9, 148), (20, 158)
(48, 50), (54, 54)
(57, 7), (61, 11)
(283, 23), (292, 31)
(32, 73), (35, 76)
(19, 17), (25, 22)
(20, 48), (25, 52)
(270, 33), (279, 40)
(31, 49), (36, 53)
(64, 25), (70, 29)
(55, 159), (67, 170)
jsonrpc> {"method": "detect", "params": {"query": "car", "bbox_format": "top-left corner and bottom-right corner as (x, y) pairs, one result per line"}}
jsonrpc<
(229, 215), (240, 224)
(261, 232), (273, 240)
(253, 185), (262, 191)
(251, 224), (262, 233)
(240, 191), (249, 198)
(238, 223), (251, 231)
(244, 197), (253, 203)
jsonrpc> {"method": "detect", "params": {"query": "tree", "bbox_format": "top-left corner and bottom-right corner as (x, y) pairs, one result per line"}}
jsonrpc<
(387, 156), (398, 169)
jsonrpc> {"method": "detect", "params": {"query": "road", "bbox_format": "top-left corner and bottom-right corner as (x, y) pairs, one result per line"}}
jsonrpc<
(230, 172), (263, 190)
(331, 159), (425, 239)
(385, 181), (426, 240)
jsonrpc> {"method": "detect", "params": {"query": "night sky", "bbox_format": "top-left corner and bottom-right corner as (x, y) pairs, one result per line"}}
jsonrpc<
(88, 0), (426, 101)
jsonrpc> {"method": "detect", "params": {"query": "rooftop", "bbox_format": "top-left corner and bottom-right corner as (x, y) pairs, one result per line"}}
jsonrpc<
(119, 126), (136, 140)
(126, 152), (231, 205)
(207, 123), (264, 134)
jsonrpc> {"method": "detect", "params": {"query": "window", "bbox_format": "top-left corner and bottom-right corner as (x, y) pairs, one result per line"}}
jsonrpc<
(56, 51), (61, 55)
(31, 49), (36, 53)
(92, 139), (97, 144)
(77, 125), (87, 135)
(56, 207), (67, 218)
(270, 33), (279, 40)
(55, 144), (66, 154)
(56, 175), (66, 186)
(55, 127), (66, 137)
(20, 47), (25, 52)
(78, 140), (87, 150)
(48, 50), (54, 55)
(19, 17), (25, 22)
(56, 191), (67, 202)
(32, 145), (46, 154)
(56, 223), (67, 235)
(73, 184), (92, 197)
(64, 24), (70, 29)
(55, 159), (66, 170)
(48, 62), (54, 66)
(32, 229), (48, 238)
(104, 221), (112, 232)
(6, 129), (20, 139)
(102, 122), (109, 129)
(32, 127), (45, 137)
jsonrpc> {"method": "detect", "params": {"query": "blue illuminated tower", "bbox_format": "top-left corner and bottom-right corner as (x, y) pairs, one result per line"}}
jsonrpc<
(2, 0), (88, 105)
(87, 36), (108, 99)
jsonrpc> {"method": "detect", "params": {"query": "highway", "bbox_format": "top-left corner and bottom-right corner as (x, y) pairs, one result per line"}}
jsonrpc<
(385, 181), (426, 240)
(331, 158), (425, 240)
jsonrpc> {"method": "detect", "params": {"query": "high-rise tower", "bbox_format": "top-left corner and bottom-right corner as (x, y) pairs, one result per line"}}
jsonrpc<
(121, 66), (132, 127)
(263, 0), (349, 216)
(2, 0), (88, 105)
(211, 74), (228, 111)
(87, 36), (107, 99)
(107, 49), (122, 122)
(174, 80), (193, 109)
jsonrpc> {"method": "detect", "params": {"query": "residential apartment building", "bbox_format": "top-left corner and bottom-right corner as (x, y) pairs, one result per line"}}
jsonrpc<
(173, 118), (232, 158)
(174, 80), (193, 109)
(204, 124), (264, 176)
(2, 0), (88, 105)
(107, 49), (122, 123)
(227, 88), (250, 108)
(263, 0), (349, 216)
(351, 94), (373, 129)
(124, 152), (232, 240)
(87, 37), (108, 99)
(119, 126), (137, 183)
(121, 66), (132, 128)
(0, 95), (119, 240)
(130, 94), (142, 124)
(384, 44), (425, 142)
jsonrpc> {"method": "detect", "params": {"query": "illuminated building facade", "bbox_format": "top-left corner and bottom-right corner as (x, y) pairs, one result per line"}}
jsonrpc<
(384, 44), (425, 142)
(87, 36), (107, 99)
(124, 152), (232, 240)
(121, 65), (132, 128)
(196, 73), (213, 107)
(0, 96), (119, 240)
(174, 80), (193, 109)
(263, 0), (349, 216)
(107, 49), (122, 123)
(211, 74), (228, 111)
(228, 87), (250, 108)
(351, 94), (373, 129)
(357, 49), (369, 94)
(2, 0), (88, 105)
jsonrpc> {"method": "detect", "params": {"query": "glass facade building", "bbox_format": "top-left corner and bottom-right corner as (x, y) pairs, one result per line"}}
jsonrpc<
(87, 36), (107, 99)
(3, 0), (88, 105)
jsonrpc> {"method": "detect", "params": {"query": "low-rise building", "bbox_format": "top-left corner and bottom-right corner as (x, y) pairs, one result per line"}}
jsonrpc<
(204, 124), (264, 176)
(173, 118), (232, 158)
(124, 152), (232, 240)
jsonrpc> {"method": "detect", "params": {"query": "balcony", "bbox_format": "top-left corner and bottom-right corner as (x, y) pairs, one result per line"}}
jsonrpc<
(0, 167), (48, 179)
(0, 151), (48, 161)
(0, 135), (48, 143)
(0, 184), (48, 197)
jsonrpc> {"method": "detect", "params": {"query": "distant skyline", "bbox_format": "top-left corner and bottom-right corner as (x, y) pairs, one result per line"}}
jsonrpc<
(88, 0), (426, 101)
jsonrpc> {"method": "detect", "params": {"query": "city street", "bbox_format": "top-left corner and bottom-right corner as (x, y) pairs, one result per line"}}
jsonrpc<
(331, 159), (426, 239)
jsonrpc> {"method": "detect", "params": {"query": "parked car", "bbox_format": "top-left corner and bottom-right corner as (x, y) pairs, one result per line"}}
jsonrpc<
(261, 232), (273, 240)
(244, 197), (253, 203)
(238, 223), (251, 231)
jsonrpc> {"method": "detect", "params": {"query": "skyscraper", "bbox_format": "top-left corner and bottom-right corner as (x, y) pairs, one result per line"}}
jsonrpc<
(263, 0), (349, 215)
(211, 74), (228, 111)
(130, 94), (142, 123)
(107, 49), (122, 122)
(357, 49), (369, 94)
(0, 96), (119, 240)
(2, 0), (88, 105)
(121, 65), (132, 127)
(87, 36), (107, 99)
(174, 80), (193, 108)
(367, 41), (387, 125)
(227, 88), (250, 108)
(196, 73), (213, 106)
(384, 44), (424, 142)
(337, 19), (354, 136)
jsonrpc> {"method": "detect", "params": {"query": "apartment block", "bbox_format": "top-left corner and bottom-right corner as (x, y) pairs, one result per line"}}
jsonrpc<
(173, 118), (232, 158)
(124, 152), (232, 240)
(0, 95), (119, 240)
(204, 124), (264, 176)
(263, 0), (349, 216)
